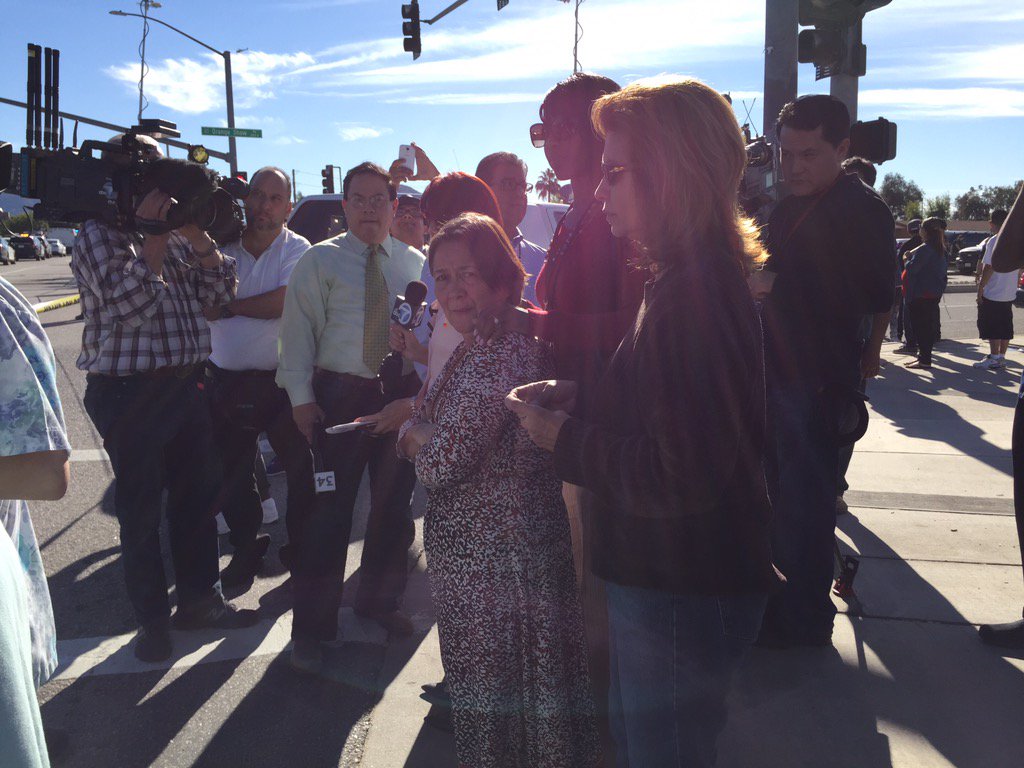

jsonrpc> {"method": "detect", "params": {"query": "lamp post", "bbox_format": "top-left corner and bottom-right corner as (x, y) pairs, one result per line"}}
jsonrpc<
(108, 9), (239, 177)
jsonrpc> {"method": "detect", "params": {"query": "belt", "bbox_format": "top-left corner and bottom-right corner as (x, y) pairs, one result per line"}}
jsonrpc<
(88, 364), (199, 382)
(313, 367), (378, 388)
(206, 361), (277, 378)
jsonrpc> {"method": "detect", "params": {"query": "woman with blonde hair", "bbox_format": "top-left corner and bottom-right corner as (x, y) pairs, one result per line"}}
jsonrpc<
(507, 77), (774, 766)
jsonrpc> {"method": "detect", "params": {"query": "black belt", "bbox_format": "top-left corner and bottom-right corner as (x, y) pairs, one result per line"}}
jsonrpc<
(88, 364), (199, 381)
(206, 361), (277, 378)
(313, 368), (379, 388)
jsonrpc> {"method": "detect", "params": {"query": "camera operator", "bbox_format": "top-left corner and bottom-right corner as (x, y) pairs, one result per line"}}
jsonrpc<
(750, 96), (895, 649)
(72, 136), (257, 663)
(204, 166), (311, 587)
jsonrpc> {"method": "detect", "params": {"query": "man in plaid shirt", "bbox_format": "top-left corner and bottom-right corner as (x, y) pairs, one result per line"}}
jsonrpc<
(73, 166), (259, 663)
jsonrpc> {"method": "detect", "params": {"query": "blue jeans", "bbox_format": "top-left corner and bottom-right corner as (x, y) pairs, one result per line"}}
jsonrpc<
(606, 582), (766, 768)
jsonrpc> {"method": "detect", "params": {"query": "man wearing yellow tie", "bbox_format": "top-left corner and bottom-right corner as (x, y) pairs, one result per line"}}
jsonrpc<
(277, 162), (425, 675)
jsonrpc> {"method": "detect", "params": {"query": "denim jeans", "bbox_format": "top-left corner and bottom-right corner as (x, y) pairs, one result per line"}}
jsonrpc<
(83, 370), (222, 627)
(605, 582), (766, 768)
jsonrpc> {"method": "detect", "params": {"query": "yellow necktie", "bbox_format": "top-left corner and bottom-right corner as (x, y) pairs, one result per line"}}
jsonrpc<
(363, 244), (391, 373)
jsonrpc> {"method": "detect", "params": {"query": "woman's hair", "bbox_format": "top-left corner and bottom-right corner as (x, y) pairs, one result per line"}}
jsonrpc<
(921, 217), (947, 252)
(428, 213), (526, 305)
(591, 76), (764, 273)
(420, 172), (503, 231)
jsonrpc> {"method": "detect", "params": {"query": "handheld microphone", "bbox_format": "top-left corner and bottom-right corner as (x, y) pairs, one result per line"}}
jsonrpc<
(378, 280), (428, 398)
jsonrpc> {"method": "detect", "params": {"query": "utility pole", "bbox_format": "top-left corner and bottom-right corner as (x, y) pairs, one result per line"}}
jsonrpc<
(762, 0), (799, 145)
(291, 168), (297, 204)
(829, 22), (861, 122)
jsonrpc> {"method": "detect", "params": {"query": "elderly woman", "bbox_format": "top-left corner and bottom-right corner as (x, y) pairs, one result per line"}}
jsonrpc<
(507, 78), (775, 766)
(398, 213), (598, 768)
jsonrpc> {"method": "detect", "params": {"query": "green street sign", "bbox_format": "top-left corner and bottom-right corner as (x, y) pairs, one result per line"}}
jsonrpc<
(201, 126), (263, 138)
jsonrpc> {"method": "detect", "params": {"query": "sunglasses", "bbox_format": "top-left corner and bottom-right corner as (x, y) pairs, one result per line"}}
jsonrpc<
(529, 119), (584, 148)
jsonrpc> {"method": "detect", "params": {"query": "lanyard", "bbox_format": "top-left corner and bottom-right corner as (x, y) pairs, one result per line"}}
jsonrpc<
(778, 173), (842, 253)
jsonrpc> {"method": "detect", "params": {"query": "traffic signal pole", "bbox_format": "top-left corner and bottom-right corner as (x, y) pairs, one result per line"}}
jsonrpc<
(763, 0), (799, 145)
(829, 22), (861, 122)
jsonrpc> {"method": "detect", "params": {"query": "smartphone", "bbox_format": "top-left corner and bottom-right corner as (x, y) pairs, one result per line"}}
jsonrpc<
(398, 144), (416, 176)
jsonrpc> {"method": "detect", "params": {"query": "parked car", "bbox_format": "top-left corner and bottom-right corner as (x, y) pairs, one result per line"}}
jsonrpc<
(287, 189), (568, 253)
(1015, 271), (1024, 309)
(955, 239), (989, 276)
(10, 234), (42, 261)
(47, 238), (67, 257)
(33, 235), (51, 259)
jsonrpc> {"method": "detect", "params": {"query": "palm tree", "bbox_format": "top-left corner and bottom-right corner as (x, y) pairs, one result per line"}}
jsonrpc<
(535, 168), (565, 203)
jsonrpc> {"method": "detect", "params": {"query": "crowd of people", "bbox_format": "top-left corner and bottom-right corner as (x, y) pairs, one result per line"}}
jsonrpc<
(4, 68), (1023, 768)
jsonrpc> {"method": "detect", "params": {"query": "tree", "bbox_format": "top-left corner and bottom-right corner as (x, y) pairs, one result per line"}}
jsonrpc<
(925, 194), (950, 220)
(954, 182), (1023, 219)
(535, 168), (565, 203)
(905, 199), (923, 221)
(3, 213), (47, 234)
(879, 173), (924, 220)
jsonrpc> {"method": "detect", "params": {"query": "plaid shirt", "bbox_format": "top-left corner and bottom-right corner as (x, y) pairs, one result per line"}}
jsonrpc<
(72, 219), (237, 376)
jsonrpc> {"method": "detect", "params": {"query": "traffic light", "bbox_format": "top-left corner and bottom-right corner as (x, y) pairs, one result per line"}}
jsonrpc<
(402, 2), (421, 60)
(798, 0), (892, 26)
(321, 165), (335, 194)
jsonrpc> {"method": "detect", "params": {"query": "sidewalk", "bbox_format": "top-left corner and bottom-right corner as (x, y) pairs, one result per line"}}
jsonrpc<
(362, 338), (1024, 767)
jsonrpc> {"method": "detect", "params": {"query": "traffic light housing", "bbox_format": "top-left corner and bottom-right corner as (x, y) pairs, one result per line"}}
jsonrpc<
(799, 0), (892, 26)
(321, 164), (334, 194)
(402, 2), (421, 60)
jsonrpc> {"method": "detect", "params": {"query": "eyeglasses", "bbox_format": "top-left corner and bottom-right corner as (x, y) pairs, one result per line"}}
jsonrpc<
(346, 193), (389, 209)
(529, 119), (583, 148)
(496, 178), (534, 194)
(600, 163), (631, 186)
(394, 206), (425, 222)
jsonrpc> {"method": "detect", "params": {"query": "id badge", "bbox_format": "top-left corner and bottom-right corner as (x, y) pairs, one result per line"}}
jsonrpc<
(314, 470), (336, 494)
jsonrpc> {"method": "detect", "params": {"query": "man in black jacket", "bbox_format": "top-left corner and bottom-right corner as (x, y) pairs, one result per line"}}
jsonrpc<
(750, 95), (896, 648)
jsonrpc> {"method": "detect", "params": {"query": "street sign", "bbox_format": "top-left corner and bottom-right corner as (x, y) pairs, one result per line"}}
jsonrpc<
(201, 126), (262, 138)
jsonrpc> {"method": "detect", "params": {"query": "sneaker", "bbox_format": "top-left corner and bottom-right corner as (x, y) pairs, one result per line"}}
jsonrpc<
(974, 355), (1004, 370)
(261, 497), (280, 525)
(134, 619), (172, 662)
(172, 598), (260, 631)
(265, 456), (285, 477)
(215, 512), (230, 536)
(289, 638), (325, 676)
(220, 534), (271, 588)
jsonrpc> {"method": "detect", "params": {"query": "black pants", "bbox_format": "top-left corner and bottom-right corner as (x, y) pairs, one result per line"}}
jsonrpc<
(83, 369), (221, 627)
(909, 298), (940, 365)
(204, 363), (313, 552)
(290, 370), (420, 642)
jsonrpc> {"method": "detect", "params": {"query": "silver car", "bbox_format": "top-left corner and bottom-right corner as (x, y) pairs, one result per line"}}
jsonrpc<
(0, 237), (14, 265)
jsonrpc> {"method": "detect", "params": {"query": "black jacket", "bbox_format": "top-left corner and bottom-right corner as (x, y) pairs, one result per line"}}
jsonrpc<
(553, 250), (774, 595)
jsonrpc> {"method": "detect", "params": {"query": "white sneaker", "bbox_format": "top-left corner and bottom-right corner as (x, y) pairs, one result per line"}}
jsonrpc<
(991, 356), (1006, 369)
(215, 512), (230, 535)
(974, 355), (1000, 369)
(261, 498), (280, 525)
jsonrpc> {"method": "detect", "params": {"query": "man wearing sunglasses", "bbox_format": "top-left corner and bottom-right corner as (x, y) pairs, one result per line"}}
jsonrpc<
(475, 151), (547, 304)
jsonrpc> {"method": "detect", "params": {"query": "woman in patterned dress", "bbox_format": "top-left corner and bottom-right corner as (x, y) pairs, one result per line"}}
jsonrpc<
(398, 213), (598, 768)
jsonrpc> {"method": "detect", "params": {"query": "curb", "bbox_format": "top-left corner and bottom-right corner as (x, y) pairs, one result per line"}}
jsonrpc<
(33, 294), (80, 314)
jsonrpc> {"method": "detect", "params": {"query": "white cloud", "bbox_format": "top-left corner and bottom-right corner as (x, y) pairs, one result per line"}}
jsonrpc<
(336, 123), (393, 141)
(106, 50), (314, 114)
(384, 92), (543, 106)
(859, 87), (1024, 118)
(273, 135), (308, 145)
(874, 0), (1024, 24)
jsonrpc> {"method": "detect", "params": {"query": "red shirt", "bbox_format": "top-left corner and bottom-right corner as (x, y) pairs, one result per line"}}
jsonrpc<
(530, 200), (646, 413)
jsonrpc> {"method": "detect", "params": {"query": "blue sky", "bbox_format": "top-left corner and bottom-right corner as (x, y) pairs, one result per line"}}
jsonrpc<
(1, 0), (1022, 202)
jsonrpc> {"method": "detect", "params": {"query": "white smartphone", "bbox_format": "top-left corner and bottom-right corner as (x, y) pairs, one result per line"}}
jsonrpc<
(398, 144), (416, 175)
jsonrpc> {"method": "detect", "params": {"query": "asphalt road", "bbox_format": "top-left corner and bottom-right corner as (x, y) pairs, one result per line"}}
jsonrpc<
(3, 256), (439, 768)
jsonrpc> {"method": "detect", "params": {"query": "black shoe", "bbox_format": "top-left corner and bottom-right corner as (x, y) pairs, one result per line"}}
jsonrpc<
(220, 534), (271, 587)
(134, 619), (172, 662)
(979, 619), (1024, 649)
(279, 543), (293, 571)
(172, 599), (259, 631)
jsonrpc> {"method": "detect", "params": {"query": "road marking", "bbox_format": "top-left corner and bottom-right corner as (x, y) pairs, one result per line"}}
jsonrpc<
(71, 448), (110, 463)
(52, 609), (433, 680)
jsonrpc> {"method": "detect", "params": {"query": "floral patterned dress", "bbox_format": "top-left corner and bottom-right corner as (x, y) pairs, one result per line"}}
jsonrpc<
(401, 332), (598, 768)
(1, 276), (69, 768)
